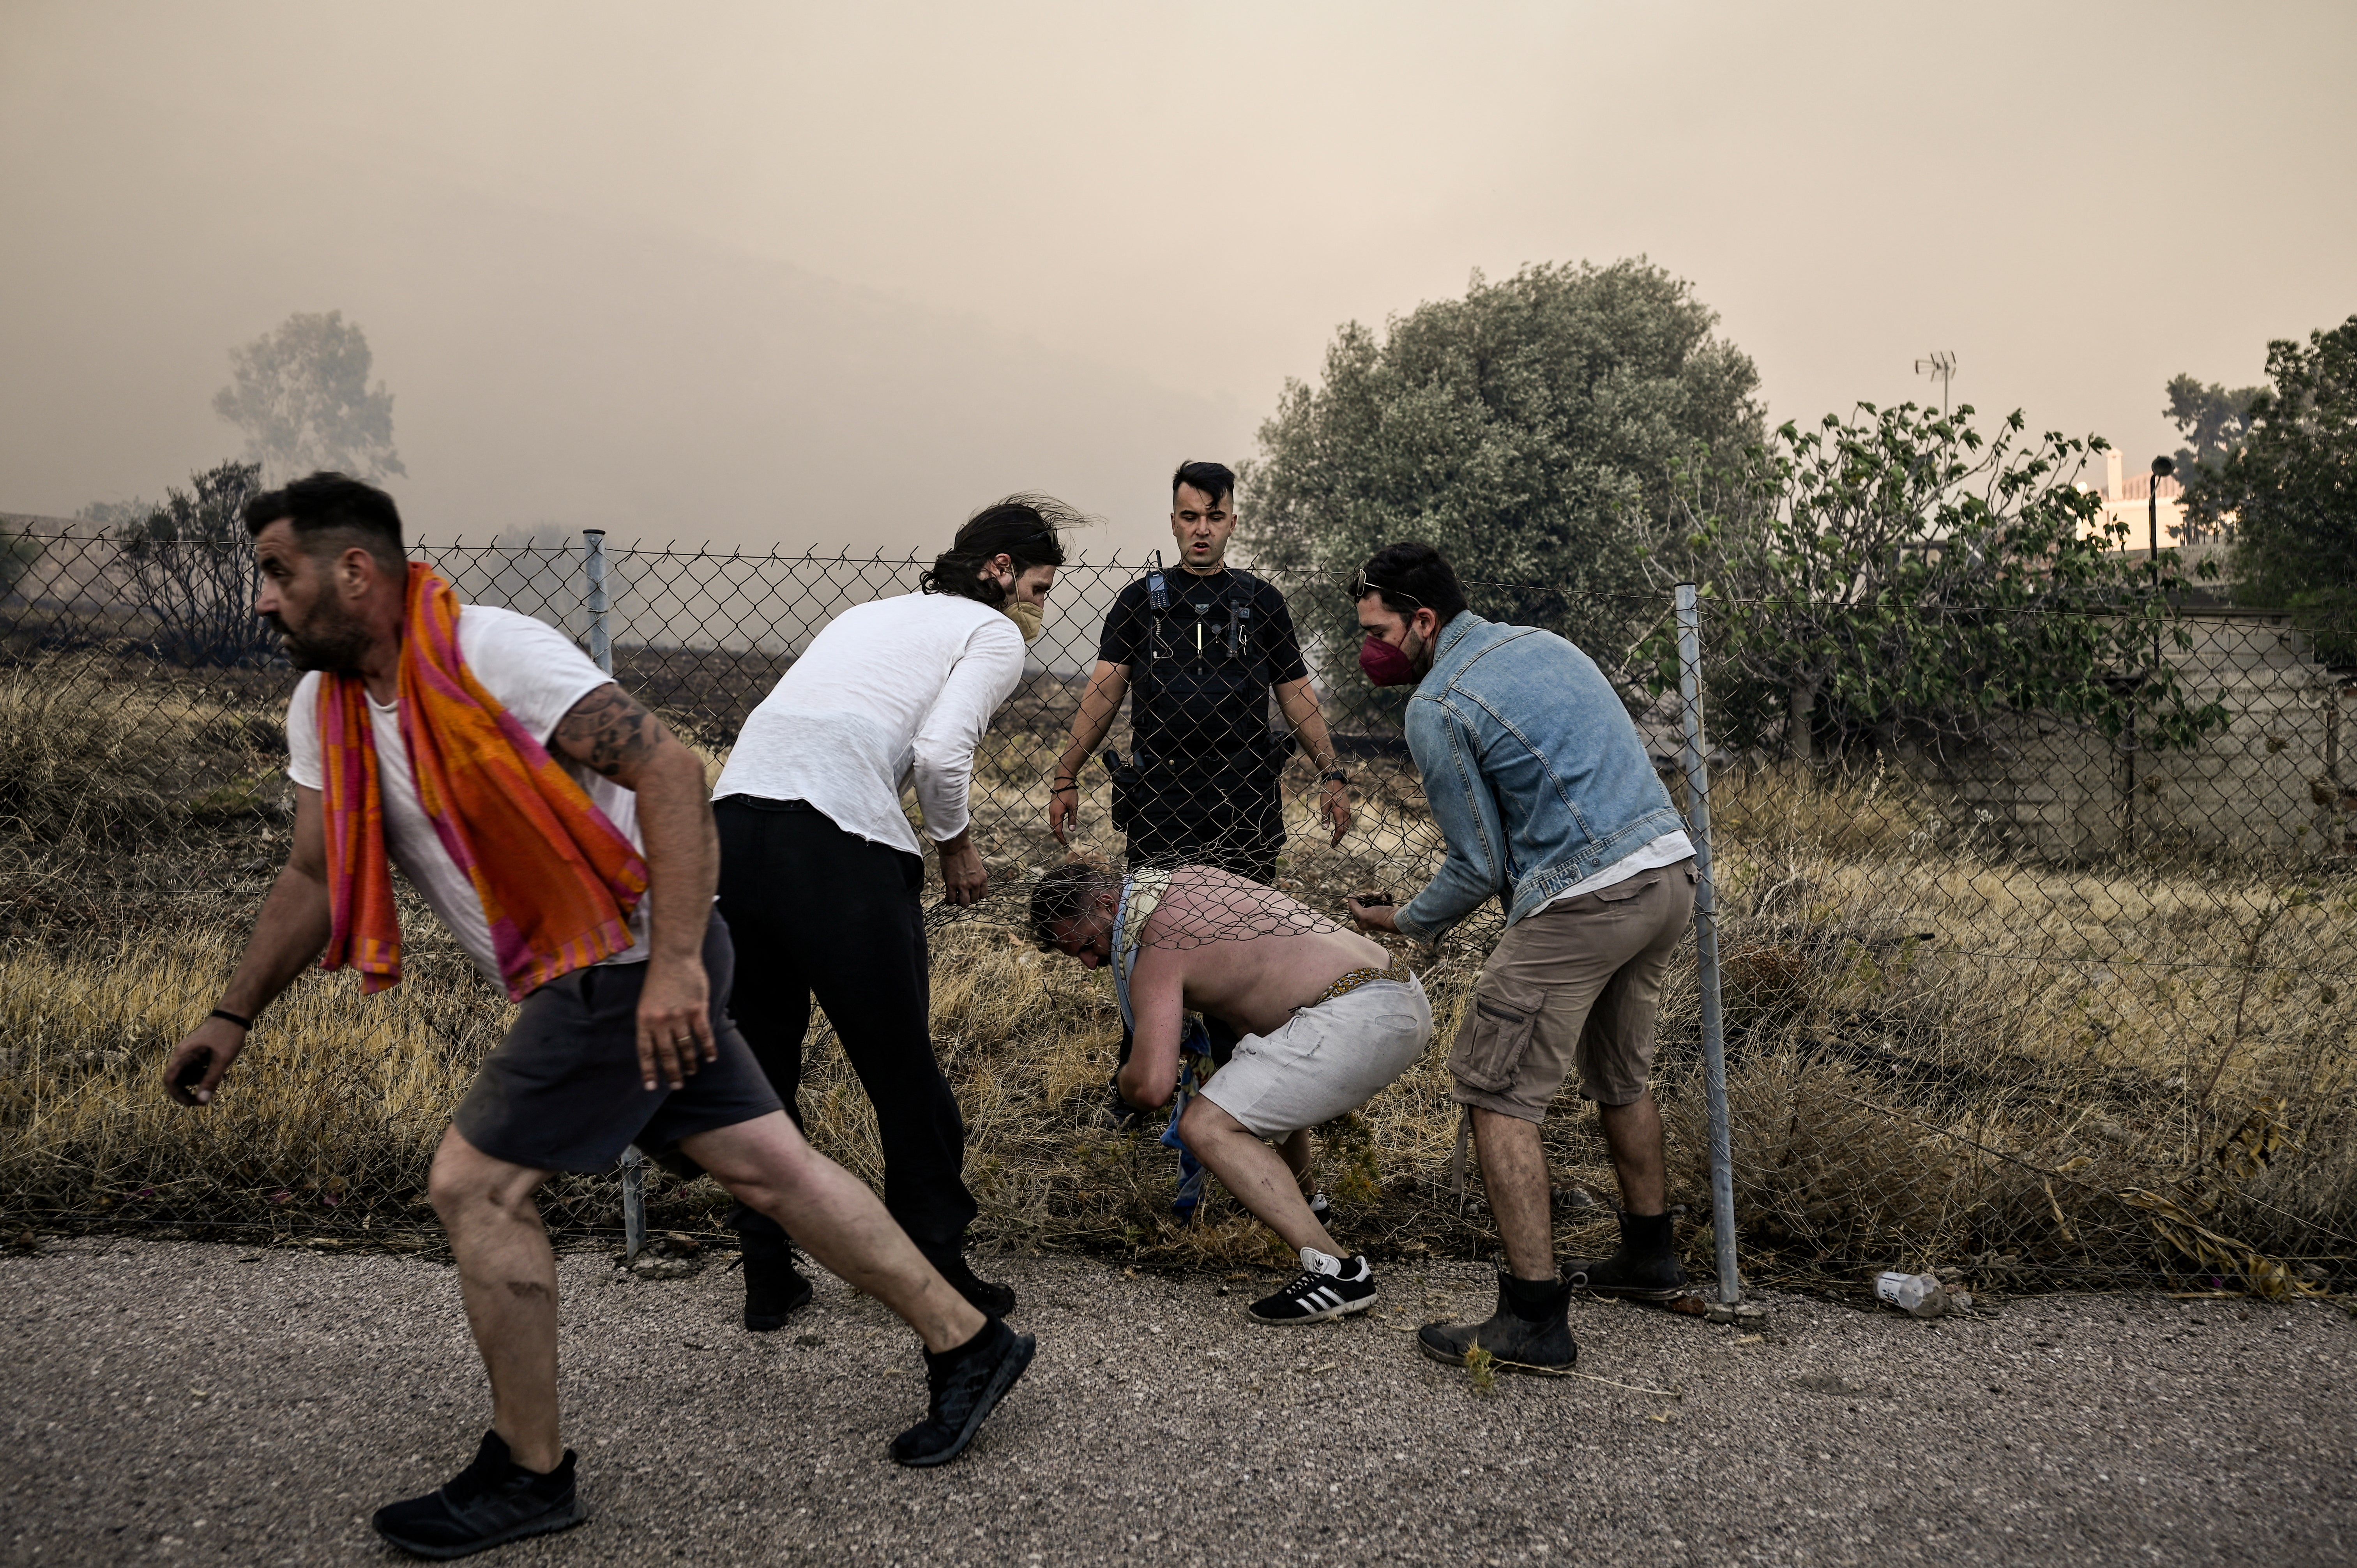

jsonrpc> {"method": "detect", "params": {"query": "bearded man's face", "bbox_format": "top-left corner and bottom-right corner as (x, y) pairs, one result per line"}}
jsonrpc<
(252, 521), (373, 673)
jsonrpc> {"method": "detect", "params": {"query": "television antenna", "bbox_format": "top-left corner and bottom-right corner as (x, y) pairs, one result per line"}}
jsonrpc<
(1915, 350), (1957, 416)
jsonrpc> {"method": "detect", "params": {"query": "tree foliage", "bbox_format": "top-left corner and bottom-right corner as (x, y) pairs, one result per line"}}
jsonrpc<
(112, 461), (276, 666)
(213, 310), (405, 483)
(2165, 373), (2264, 482)
(1655, 403), (2226, 763)
(2182, 315), (2357, 663)
(1238, 259), (1762, 680)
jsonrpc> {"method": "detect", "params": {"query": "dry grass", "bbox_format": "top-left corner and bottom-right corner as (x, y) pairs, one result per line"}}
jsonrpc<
(0, 671), (173, 846)
(0, 923), (501, 1231)
(0, 672), (2350, 1297)
(1662, 761), (2357, 1293)
(0, 664), (298, 872)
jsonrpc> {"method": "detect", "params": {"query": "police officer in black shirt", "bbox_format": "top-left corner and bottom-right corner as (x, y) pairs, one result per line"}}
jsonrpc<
(1048, 460), (1350, 881)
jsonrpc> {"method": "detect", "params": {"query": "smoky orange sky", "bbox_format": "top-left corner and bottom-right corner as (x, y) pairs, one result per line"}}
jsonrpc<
(3, 1), (2350, 560)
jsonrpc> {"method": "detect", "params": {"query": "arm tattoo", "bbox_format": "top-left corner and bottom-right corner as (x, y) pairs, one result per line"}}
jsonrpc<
(554, 684), (663, 780)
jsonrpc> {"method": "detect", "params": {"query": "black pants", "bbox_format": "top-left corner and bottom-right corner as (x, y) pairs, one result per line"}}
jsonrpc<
(1123, 775), (1285, 886)
(713, 796), (977, 1258)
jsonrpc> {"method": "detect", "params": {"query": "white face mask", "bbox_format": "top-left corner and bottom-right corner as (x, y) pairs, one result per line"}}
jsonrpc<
(1004, 600), (1043, 643)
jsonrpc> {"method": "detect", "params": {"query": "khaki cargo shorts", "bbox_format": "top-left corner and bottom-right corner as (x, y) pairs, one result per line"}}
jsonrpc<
(1447, 860), (1696, 1117)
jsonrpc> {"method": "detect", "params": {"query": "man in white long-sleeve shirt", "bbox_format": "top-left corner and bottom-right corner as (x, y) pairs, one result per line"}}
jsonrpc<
(709, 496), (1074, 1328)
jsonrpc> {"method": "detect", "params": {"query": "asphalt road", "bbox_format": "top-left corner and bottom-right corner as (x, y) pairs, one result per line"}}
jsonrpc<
(2, 1237), (2351, 1566)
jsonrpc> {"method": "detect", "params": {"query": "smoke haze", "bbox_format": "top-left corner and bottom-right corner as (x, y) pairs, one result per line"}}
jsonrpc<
(3, 0), (2350, 556)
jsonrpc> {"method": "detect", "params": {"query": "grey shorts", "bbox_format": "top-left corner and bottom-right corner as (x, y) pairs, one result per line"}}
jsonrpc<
(1198, 976), (1433, 1138)
(452, 910), (783, 1174)
(1448, 860), (1696, 1117)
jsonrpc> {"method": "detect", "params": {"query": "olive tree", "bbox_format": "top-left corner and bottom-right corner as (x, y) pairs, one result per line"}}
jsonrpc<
(1239, 259), (1762, 686)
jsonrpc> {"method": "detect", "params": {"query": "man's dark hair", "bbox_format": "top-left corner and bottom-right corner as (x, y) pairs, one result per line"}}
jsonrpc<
(1170, 460), (1236, 507)
(242, 471), (405, 575)
(1029, 862), (1115, 951)
(1356, 541), (1468, 623)
(919, 493), (1078, 606)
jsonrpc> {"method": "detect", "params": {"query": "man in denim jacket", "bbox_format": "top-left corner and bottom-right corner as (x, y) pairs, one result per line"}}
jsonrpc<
(1345, 542), (1697, 1374)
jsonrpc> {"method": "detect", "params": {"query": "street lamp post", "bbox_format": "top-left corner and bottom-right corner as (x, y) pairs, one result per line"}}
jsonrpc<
(2150, 456), (2174, 674)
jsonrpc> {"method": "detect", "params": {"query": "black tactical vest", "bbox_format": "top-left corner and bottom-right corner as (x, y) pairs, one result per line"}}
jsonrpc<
(1130, 565), (1276, 761)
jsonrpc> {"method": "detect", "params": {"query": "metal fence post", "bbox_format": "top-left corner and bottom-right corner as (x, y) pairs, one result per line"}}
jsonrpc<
(585, 528), (648, 1262)
(583, 528), (613, 674)
(1675, 583), (1741, 1305)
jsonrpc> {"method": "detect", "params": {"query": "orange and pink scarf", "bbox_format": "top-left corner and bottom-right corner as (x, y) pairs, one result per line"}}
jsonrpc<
(316, 563), (650, 1001)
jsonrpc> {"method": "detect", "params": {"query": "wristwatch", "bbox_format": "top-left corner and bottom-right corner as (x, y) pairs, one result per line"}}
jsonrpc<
(1320, 768), (1348, 784)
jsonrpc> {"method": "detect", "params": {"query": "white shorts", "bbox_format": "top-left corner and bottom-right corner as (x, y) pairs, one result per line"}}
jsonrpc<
(1197, 976), (1433, 1138)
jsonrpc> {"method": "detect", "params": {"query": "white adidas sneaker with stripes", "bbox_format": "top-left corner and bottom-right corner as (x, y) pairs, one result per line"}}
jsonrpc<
(1249, 1247), (1377, 1324)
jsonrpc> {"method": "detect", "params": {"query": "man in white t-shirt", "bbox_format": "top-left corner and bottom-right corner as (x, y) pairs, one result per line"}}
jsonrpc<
(709, 495), (1076, 1331)
(163, 475), (1036, 1559)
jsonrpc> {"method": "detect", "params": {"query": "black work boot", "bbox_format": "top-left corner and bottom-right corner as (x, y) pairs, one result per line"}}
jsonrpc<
(1417, 1270), (1578, 1374)
(736, 1223), (813, 1332)
(1566, 1210), (1688, 1302)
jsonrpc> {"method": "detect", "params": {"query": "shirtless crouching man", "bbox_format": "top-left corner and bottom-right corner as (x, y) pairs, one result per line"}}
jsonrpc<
(1030, 863), (1432, 1323)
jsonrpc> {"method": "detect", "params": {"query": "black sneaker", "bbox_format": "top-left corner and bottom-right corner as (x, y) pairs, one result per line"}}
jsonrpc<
(371, 1430), (586, 1560)
(1248, 1248), (1377, 1324)
(889, 1318), (1037, 1468)
(740, 1237), (814, 1332)
(927, 1250), (1018, 1317)
(1566, 1210), (1688, 1302)
(1417, 1271), (1578, 1374)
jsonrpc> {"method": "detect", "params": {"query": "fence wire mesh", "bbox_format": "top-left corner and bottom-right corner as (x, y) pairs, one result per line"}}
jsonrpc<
(1, 521), (2349, 1298)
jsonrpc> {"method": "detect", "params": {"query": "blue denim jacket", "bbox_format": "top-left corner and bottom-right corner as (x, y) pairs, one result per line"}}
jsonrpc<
(1394, 612), (1685, 942)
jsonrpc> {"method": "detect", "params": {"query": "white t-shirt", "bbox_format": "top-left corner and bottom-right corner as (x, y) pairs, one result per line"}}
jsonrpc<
(285, 604), (650, 986)
(1542, 831), (1697, 909)
(710, 591), (1025, 855)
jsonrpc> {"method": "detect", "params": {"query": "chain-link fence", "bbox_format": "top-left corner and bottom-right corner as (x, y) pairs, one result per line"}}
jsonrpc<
(2, 521), (2350, 1299)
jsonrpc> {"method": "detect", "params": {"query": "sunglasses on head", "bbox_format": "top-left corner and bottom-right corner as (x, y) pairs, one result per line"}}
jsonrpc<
(1351, 570), (1423, 608)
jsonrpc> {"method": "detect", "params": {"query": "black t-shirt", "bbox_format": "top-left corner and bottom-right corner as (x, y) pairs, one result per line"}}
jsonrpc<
(1099, 567), (1309, 759)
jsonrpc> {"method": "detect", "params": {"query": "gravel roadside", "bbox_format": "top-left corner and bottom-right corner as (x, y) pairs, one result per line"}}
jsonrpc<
(2, 1237), (2350, 1566)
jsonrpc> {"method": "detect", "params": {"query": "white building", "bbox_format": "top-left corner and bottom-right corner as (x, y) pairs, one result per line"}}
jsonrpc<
(2081, 449), (2189, 545)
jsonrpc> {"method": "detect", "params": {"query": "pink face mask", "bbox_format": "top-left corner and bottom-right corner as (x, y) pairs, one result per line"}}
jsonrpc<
(1359, 626), (1423, 687)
